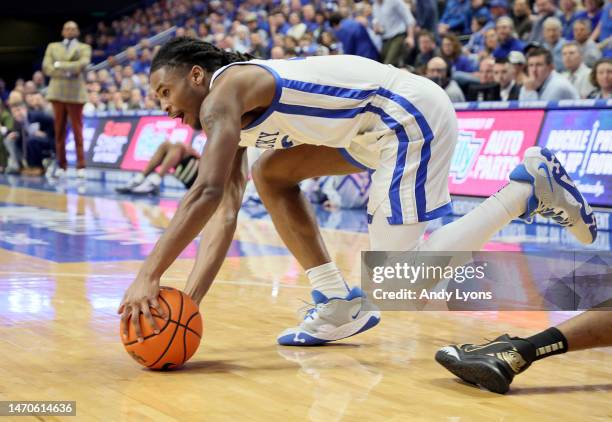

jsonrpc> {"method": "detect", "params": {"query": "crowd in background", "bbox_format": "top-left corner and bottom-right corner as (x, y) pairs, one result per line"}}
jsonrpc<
(1, 0), (612, 173)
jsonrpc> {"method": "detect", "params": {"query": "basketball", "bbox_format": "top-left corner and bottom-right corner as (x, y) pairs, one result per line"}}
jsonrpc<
(120, 287), (203, 370)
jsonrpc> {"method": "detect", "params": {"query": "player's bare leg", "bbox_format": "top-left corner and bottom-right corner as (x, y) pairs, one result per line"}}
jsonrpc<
(252, 144), (380, 345)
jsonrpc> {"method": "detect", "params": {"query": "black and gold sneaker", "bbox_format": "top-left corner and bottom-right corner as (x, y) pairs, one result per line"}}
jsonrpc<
(435, 334), (534, 394)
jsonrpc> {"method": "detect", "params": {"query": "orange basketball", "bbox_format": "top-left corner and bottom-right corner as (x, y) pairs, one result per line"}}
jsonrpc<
(120, 287), (202, 370)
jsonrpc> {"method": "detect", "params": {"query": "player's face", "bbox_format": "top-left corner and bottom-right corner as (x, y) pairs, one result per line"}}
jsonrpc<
(150, 65), (208, 130)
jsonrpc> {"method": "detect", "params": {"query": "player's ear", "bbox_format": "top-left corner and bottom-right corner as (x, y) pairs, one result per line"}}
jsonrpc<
(190, 65), (206, 86)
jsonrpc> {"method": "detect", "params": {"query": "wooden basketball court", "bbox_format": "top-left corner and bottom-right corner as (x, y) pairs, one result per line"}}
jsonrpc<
(0, 180), (611, 421)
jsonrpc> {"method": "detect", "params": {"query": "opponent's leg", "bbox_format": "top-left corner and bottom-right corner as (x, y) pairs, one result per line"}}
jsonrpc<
(252, 144), (380, 346)
(435, 310), (612, 394)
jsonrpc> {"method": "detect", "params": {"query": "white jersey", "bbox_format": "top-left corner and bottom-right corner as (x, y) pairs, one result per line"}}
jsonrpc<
(210, 55), (458, 225)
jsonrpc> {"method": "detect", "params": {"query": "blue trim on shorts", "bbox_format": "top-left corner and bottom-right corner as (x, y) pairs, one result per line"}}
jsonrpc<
(378, 88), (435, 222)
(338, 148), (372, 171)
(275, 103), (367, 118)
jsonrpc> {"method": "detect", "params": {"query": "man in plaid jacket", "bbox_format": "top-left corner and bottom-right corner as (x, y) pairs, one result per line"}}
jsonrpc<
(43, 21), (91, 178)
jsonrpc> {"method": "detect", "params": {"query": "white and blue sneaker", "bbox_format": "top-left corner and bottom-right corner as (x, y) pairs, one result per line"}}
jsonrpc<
(509, 147), (597, 244)
(277, 287), (381, 346)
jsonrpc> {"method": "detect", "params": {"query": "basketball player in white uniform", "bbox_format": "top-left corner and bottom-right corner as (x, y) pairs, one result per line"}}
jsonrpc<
(119, 38), (597, 346)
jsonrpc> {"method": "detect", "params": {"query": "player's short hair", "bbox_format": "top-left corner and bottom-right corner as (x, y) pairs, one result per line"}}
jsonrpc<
(151, 37), (254, 75)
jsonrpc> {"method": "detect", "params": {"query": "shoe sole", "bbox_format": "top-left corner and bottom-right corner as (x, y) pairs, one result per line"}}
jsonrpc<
(510, 147), (597, 244)
(277, 311), (381, 346)
(435, 350), (510, 394)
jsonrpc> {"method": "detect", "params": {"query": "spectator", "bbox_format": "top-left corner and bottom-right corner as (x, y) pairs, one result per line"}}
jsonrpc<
(373, 0), (416, 65)
(4, 101), (55, 176)
(287, 12), (307, 40)
(587, 58), (612, 98)
(478, 57), (497, 83)
(519, 46), (579, 99)
(508, 50), (528, 84)
(438, 0), (471, 35)
(84, 91), (107, 113)
(271, 46), (286, 59)
(561, 42), (597, 97)
(574, 0), (605, 33)
(414, 30), (440, 70)
(425, 57), (466, 102)
(109, 92), (128, 111)
(0, 101), (15, 172)
(590, 0), (611, 57)
(42, 20), (91, 179)
(542, 17), (567, 70)
(465, 8), (493, 56)
(441, 33), (476, 72)
(528, 0), (563, 44)
(32, 71), (47, 94)
(493, 16), (525, 59)
(0, 79), (8, 102)
(466, 57), (502, 100)
(479, 28), (499, 60)
(329, 12), (380, 61)
(490, 0), (511, 21)
(233, 25), (251, 53)
(302, 5), (319, 32)
(249, 32), (268, 58)
(414, 0), (439, 32)
(573, 19), (602, 66)
(560, 0), (579, 39)
(512, 0), (534, 40)
(128, 88), (144, 110)
(494, 57), (522, 99)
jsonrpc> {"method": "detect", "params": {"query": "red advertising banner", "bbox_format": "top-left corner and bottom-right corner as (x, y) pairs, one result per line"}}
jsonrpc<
(120, 116), (195, 171)
(449, 110), (544, 196)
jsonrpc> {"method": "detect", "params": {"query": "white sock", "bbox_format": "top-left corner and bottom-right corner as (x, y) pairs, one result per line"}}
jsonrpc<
(146, 172), (162, 186)
(306, 262), (350, 298)
(422, 181), (532, 251)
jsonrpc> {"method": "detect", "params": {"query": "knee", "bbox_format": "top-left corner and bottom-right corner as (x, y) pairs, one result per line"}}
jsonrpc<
(251, 154), (291, 191)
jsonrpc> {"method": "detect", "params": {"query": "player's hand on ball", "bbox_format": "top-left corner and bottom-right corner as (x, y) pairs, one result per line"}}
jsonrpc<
(118, 276), (168, 342)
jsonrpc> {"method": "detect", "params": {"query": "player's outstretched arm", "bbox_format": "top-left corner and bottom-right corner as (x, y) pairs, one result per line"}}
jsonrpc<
(118, 65), (275, 341)
(184, 147), (248, 305)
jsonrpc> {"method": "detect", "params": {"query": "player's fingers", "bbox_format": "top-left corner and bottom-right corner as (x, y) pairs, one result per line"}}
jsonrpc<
(117, 303), (124, 314)
(150, 297), (167, 321)
(141, 303), (159, 334)
(130, 306), (143, 342)
(120, 306), (131, 338)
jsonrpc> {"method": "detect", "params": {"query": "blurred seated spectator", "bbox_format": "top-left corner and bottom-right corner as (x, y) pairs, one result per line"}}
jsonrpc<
(0, 101), (15, 172)
(249, 32), (268, 58)
(464, 8), (493, 56)
(508, 50), (528, 84)
(542, 17), (567, 70)
(425, 57), (466, 102)
(466, 57), (502, 100)
(587, 58), (612, 98)
(414, 31), (440, 71)
(494, 57), (522, 100)
(561, 42), (597, 97)
(512, 0), (534, 41)
(32, 71), (47, 94)
(128, 89), (144, 110)
(271, 46), (287, 59)
(560, 0), (579, 39)
(109, 92), (128, 112)
(573, 19), (602, 66)
(441, 33), (476, 72)
(519, 46), (579, 99)
(329, 12), (380, 61)
(438, 0), (471, 35)
(414, 0), (439, 33)
(492, 16), (526, 59)
(287, 12), (307, 41)
(5, 100), (55, 176)
(84, 91), (107, 113)
(574, 0), (604, 34)
(233, 25), (252, 54)
(590, 0), (611, 56)
(478, 28), (499, 61)
(528, 0), (563, 44)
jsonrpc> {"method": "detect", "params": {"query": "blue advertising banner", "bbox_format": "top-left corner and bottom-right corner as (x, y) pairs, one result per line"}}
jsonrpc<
(537, 108), (612, 207)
